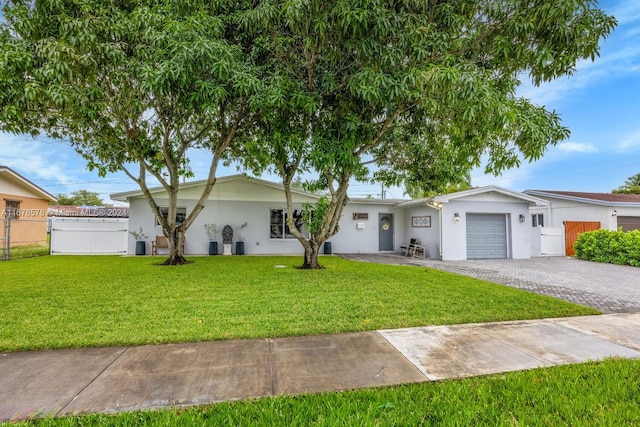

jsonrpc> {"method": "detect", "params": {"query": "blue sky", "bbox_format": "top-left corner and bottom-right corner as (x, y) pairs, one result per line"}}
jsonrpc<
(1, 0), (639, 203)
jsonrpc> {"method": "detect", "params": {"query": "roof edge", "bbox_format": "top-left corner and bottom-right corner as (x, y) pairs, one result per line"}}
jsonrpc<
(110, 174), (322, 201)
(434, 185), (548, 206)
(523, 190), (640, 207)
(0, 166), (57, 202)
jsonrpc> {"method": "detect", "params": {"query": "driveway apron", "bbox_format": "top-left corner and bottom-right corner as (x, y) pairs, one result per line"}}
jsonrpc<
(338, 255), (640, 313)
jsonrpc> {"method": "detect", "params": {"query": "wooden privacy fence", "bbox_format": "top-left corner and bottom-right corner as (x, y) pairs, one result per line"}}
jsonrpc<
(564, 221), (600, 256)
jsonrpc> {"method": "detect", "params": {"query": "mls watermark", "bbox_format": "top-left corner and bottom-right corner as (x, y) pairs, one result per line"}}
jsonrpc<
(1, 208), (47, 218)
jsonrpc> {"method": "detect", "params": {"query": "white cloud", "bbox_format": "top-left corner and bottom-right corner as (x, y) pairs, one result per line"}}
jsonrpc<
(617, 130), (640, 150)
(610, 1), (640, 26)
(555, 141), (598, 153)
(0, 133), (74, 184)
(0, 132), (136, 201)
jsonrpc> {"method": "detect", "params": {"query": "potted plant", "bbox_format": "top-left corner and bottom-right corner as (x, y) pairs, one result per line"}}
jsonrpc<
(222, 224), (233, 255)
(235, 222), (247, 255)
(204, 223), (219, 255)
(129, 226), (148, 255)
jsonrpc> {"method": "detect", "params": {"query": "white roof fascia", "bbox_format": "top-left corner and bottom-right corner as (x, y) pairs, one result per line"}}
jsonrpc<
(0, 166), (57, 202)
(523, 190), (640, 208)
(395, 197), (434, 208)
(110, 174), (322, 202)
(349, 197), (405, 205)
(433, 185), (548, 207)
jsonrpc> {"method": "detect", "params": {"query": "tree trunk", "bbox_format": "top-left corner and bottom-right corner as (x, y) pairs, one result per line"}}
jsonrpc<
(161, 228), (190, 265)
(300, 242), (324, 269)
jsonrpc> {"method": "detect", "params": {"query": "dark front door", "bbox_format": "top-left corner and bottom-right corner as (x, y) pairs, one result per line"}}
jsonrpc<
(379, 214), (394, 251)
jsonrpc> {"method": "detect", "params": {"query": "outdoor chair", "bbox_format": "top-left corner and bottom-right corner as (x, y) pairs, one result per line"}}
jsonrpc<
(151, 235), (184, 255)
(412, 242), (428, 259)
(400, 238), (418, 256)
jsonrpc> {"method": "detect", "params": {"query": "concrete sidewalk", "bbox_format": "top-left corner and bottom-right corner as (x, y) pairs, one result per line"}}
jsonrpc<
(2, 313), (640, 422)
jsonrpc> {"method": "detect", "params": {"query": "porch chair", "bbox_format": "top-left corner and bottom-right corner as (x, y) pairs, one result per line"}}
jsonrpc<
(399, 238), (418, 256)
(412, 242), (428, 259)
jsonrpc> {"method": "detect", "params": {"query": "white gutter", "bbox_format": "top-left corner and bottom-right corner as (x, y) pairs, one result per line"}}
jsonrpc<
(427, 202), (443, 259)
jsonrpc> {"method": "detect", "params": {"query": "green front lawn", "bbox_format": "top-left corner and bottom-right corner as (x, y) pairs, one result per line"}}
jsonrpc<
(0, 256), (597, 352)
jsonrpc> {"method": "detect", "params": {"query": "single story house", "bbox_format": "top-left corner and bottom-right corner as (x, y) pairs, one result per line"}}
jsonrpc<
(0, 166), (57, 247)
(112, 175), (548, 261)
(524, 190), (640, 255)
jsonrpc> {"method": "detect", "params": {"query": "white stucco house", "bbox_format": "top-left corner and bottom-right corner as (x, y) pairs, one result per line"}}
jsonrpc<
(524, 190), (640, 256)
(111, 175), (548, 261)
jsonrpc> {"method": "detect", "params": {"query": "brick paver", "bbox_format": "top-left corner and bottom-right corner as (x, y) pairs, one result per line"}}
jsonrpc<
(339, 255), (640, 313)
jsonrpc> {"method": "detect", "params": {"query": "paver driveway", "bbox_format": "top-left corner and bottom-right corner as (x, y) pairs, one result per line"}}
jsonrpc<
(340, 255), (640, 314)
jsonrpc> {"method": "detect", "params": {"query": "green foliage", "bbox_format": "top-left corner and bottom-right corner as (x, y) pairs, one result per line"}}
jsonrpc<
(574, 229), (640, 267)
(53, 189), (103, 206)
(0, 0), (617, 266)
(612, 172), (640, 194)
(237, 0), (616, 266)
(0, 256), (596, 352)
(0, 0), (260, 263)
(301, 197), (329, 236)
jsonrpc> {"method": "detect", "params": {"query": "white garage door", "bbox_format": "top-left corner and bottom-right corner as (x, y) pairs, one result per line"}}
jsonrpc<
(466, 214), (508, 259)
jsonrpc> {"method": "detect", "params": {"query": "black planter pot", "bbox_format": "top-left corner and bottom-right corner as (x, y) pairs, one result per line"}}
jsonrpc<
(135, 241), (146, 256)
(208, 241), (218, 255)
(235, 241), (245, 255)
(323, 241), (332, 254)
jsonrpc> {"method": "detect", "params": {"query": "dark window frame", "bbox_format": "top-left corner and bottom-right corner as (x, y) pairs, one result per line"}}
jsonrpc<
(4, 200), (20, 220)
(270, 208), (308, 239)
(156, 207), (187, 226)
(531, 213), (544, 227)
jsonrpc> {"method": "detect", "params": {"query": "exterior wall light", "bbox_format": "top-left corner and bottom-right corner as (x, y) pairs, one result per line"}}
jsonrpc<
(612, 210), (617, 217)
(454, 213), (460, 222)
(519, 214), (526, 223)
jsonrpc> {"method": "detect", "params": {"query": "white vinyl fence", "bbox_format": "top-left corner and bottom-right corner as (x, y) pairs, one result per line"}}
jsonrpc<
(540, 227), (564, 256)
(50, 217), (128, 255)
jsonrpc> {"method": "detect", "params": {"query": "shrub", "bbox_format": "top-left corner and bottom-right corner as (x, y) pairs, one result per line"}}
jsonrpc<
(574, 229), (640, 266)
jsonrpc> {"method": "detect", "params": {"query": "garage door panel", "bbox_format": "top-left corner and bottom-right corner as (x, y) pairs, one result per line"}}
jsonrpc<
(618, 216), (640, 232)
(466, 214), (507, 260)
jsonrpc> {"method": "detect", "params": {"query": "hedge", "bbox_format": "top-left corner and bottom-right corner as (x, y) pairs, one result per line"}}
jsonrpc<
(573, 228), (640, 267)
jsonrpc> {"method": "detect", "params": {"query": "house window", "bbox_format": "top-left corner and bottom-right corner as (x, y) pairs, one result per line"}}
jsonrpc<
(156, 207), (187, 225)
(270, 209), (308, 239)
(531, 213), (544, 227)
(4, 200), (20, 220)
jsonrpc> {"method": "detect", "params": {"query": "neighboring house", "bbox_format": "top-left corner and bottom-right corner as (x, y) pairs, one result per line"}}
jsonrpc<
(112, 175), (548, 261)
(524, 190), (640, 256)
(0, 166), (56, 247)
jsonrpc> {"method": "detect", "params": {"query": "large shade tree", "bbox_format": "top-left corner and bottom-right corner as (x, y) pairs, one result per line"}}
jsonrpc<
(239, 0), (615, 269)
(0, 0), (258, 264)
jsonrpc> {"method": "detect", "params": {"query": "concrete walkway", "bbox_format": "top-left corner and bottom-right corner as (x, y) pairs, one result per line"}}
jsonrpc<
(339, 254), (640, 313)
(2, 313), (640, 422)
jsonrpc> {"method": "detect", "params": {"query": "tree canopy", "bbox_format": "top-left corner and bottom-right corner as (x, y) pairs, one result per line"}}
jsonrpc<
(613, 173), (640, 194)
(237, 0), (616, 268)
(0, 0), (616, 268)
(54, 190), (103, 206)
(0, 0), (260, 264)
